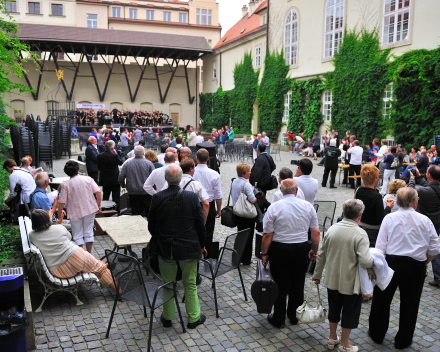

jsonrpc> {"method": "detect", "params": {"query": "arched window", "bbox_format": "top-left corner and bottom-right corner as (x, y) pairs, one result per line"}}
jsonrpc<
(382, 0), (410, 45)
(284, 9), (298, 66)
(324, 0), (344, 58)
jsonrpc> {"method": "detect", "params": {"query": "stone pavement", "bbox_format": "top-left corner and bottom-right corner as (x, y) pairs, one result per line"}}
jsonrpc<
(31, 151), (440, 352)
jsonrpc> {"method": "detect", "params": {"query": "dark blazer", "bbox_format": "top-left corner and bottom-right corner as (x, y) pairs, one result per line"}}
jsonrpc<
(409, 179), (440, 231)
(148, 185), (205, 260)
(324, 146), (341, 169)
(85, 144), (99, 173)
(157, 128), (164, 137)
(97, 150), (123, 186)
(249, 152), (275, 187)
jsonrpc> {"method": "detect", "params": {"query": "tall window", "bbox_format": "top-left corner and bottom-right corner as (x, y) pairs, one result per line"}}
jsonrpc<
(28, 2), (40, 14)
(201, 9), (207, 25)
(208, 9), (212, 25)
(324, 0), (344, 58)
(213, 61), (217, 79)
(56, 52), (64, 60)
(179, 13), (187, 23)
(146, 10), (154, 20)
(283, 93), (291, 122)
(112, 7), (121, 18)
(200, 66), (203, 82)
(196, 8), (200, 24)
(52, 4), (62, 15)
(281, 133), (288, 146)
(383, 0), (410, 45)
(323, 91), (332, 122)
(163, 12), (171, 22)
(284, 9), (298, 66)
(87, 14), (97, 28)
(129, 8), (137, 19)
(382, 83), (393, 118)
(6, 1), (17, 12)
(255, 46), (261, 68)
(87, 54), (98, 62)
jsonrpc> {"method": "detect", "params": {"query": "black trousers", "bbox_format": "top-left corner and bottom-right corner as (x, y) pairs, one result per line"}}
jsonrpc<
(349, 164), (362, 189)
(205, 201), (216, 259)
(129, 194), (152, 218)
(359, 226), (379, 247)
(235, 215), (255, 265)
(327, 289), (362, 329)
(103, 184), (120, 210)
(88, 172), (98, 184)
(258, 182), (270, 196)
(322, 166), (337, 187)
(268, 241), (309, 325)
(369, 255), (426, 349)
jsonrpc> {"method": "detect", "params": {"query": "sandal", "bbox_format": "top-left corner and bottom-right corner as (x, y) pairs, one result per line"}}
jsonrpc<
(328, 336), (340, 350)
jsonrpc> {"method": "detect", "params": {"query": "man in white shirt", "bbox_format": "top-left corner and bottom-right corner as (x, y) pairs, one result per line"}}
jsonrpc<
(162, 157), (209, 223)
(196, 132), (204, 144)
(187, 126), (197, 155)
(261, 179), (320, 328)
(347, 140), (363, 189)
(293, 158), (318, 204)
(194, 148), (223, 259)
(3, 158), (36, 216)
(374, 139), (389, 165)
(262, 132), (270, 152)
(157, 144), (168, 165)
(271, 167), (305, 203)
(143, 152), (175, 196)
(369, 187), (440, 350)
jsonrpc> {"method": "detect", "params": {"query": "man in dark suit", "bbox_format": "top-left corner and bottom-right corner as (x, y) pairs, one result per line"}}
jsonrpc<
(250, 142), (276, 195)
(157, 124), (164, 137)
(85, 136), (99, 183)
(322, 138), (341, 188)
(111, 106), (119, 122)
(97, 140), (123, 211)
(148, 164), (206, 330)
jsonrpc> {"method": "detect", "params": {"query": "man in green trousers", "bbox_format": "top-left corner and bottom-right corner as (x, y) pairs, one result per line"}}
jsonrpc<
(148, 164), (206, 329)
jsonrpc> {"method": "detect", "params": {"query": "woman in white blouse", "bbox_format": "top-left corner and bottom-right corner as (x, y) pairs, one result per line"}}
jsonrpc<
(382, 179), (406, 213)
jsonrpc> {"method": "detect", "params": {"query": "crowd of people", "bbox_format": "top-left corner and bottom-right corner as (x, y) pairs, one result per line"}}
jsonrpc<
(4, 125), (440, 351)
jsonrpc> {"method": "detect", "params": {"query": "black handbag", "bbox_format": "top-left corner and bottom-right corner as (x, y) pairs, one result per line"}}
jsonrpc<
(221, 179), (236, 228)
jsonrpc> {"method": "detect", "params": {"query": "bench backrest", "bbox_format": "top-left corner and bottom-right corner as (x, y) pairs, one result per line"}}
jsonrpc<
(19, 216), (31, 256)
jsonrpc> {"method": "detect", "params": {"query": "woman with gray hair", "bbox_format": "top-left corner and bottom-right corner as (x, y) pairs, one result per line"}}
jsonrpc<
(313, 199), (373, 352)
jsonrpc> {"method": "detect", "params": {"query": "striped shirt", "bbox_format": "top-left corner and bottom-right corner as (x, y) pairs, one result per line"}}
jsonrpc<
(59, 175), (100, 220)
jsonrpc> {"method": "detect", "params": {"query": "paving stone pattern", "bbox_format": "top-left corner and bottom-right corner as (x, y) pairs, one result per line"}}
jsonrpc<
(32, 151), (440, 351)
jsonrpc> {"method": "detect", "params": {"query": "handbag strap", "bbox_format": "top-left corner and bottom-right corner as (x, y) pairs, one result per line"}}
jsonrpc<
(227, 178), (236, 207)
(155, 188), (183, 233)
(304, 280), (323, 306)
(262, 154), (275, 173)
(428, 184), (440, 202)
(183, 179), (194, 190)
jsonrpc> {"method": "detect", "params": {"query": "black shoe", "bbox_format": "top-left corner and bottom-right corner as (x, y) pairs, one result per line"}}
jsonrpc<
(321, 184), (326, 187)
(267, 314), (285, 328)
(196, 275), (203, 286)
(187, 314), (206, 329)
(330, 186), (337, 189)
(160, 314), (172, 328)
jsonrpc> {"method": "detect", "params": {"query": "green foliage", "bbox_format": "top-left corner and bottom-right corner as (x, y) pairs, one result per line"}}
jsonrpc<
(388, 47), (440, 148)
(211, 86), (230, 131)
(329, 28), (391, 144)
(199, 92), (213, 124)
(0, 97), (13, 208)
(257, 50), (290, 140)
(230, 53), (259, 134)
(0, 225), (21, 262)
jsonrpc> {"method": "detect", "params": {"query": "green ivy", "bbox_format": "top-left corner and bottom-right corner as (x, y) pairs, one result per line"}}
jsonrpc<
(388, 47), (440, 148)
(0, 225), (21, 262)
(329, 28), (391, 144)
(257, 50), (290, 140)
(199, 92), (213, 124)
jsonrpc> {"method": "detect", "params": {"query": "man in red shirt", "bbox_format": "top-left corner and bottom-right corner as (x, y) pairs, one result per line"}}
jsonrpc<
(286, 131), (295, 152)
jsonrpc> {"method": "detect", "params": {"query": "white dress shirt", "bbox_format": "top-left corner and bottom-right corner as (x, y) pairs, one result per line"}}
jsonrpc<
(347, 146), (363, 165)
(193, 164), (223, 202)
(196, 136), (204, 144)
(293, 175), (318, 204)
(263, 194), (319, 244)
(9, 168), (36, 204)
(157, 153), (165, 165)
(162, 174), (209, 203)
(375, 145), (389, 163)
(271, 187), (305, 203)
(143, 162), (172, 196)
(375, 207), (440, 262)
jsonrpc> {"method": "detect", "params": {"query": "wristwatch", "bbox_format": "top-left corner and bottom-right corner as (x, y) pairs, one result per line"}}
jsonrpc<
(260, 252), (267, 256)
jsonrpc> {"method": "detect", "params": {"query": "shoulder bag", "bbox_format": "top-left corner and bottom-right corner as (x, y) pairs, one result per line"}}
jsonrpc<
(221, 179), (237, 228)
(296, 275), (327, 324)
(233, 182), (258, 218)
(262, 154), (278, 191)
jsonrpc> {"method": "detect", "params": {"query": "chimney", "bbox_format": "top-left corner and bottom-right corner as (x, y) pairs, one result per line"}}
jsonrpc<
(248, 0), (261, 17)
(242, 5), (248, 18)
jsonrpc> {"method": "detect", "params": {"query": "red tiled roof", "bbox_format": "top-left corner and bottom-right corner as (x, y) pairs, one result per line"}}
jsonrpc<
(213, 0), (266, 50)
(254, 0), (267, 14)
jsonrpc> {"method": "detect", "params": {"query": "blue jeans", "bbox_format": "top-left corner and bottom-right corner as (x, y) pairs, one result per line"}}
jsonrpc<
(401, 165), (415, 178)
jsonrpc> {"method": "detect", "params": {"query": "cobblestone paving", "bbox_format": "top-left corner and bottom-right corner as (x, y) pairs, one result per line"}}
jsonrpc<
(32, 151), (440, 352)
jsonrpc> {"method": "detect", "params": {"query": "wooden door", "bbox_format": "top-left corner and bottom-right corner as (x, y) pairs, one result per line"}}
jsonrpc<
(171, 113), (179, 125)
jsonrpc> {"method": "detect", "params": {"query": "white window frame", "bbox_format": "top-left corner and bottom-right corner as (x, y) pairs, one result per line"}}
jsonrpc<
(324, 0), (344, 58)
(213, 61), (217, 80)
(284, 9), (298, 66)
(129, 8), (137, 19)
(112, 7), (121, 18)
(201, 9), (207, 25)
(283, 93), (291, 122)
(163, 11), (171, 22)
(6, 1), (17, 12)
(382, 0), (410, 45)
(323, 90), (332, 122)
(281, 132), (288, 146)
(382, 83), (393, 118)
(255, 46), (261, 68)
(200, 66), (203, 82)
(179, 13), (187, 23)
(87, 14), (98, 28)
(208, 9), (212, 25)
(146, 10), (154, 20)
(196, 8), (200, 24)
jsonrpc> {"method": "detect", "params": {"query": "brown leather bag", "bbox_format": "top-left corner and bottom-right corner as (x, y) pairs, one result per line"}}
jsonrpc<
(251, 260), (279, 314)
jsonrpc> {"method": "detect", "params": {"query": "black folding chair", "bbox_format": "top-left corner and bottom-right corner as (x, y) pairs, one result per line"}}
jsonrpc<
(313, 200), (336, 234)
(198, 229), (252, 318)
(105, 250), (185, 352)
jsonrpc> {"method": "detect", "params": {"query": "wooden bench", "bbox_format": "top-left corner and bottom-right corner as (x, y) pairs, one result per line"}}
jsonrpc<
(19, 216), (100, 312)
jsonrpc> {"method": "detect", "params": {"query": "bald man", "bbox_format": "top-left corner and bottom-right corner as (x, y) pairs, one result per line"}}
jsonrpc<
(85, 136), (100, 183)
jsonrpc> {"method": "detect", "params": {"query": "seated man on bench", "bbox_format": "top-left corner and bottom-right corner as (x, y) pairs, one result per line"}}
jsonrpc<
(29, 209), (116, 291)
